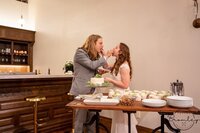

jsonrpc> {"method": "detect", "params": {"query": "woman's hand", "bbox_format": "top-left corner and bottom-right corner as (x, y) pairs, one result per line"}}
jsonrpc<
(100, 49), (113, 59)
(100, 49), (106, 56)
(97, 69), (107, 75)
(104, 77), (113, 83)
(106, 49), (113, 58)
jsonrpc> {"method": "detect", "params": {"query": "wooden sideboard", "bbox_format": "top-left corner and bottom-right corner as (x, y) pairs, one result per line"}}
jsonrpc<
(0, 25), (35, 71)
(0, 75), (73, 133)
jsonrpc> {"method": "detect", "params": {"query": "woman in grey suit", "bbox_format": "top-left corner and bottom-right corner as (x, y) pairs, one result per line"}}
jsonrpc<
(70, 34), (111, 133)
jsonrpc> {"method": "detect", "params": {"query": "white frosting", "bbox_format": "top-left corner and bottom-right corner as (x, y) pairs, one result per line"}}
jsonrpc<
(90, 77), (104, 85)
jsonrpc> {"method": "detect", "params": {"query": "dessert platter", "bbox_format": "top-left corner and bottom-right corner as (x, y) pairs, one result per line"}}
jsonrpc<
(119, 95), (136, 106)
(83, 98), (119, 105)
(108, 89), (172, 101)
(108, 89), (194, 108)
(75, 93), (119, 105)
(76, 88), (194, 108)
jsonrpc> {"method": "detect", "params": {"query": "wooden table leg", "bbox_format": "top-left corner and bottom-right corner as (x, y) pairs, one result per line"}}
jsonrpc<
(152, 112), (180, 133)
(84, 110), (102, 133)
(123, 111), (136, 133)
(96, 111), (100, 133)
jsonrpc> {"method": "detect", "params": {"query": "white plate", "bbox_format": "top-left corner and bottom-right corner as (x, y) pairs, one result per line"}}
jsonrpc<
(142, 99), (166, 107)
(83, 98), (119, 105)
(167, 96), (193, 108)
(167, 96), (193, 101)
(75, 94), (95, 100)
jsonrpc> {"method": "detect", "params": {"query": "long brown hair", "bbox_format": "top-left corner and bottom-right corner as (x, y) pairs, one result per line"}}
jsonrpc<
(111, 43), (132, 79)
(81, 34), (102, 60)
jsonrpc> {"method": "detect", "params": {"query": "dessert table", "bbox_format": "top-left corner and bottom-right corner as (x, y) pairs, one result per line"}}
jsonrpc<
(66, 100), (200, 133)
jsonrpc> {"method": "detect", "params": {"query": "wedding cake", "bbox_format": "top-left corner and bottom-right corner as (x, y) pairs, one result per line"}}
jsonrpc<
(90, 74), (104, 85)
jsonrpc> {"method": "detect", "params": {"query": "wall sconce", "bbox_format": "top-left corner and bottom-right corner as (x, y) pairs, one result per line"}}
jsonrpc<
(17, 0), (28, 28)
(18, 14), (25, 27)
(193, 0), (200, 28)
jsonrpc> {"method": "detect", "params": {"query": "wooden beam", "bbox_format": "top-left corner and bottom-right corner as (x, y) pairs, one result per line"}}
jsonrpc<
(16, 0), (28, 4)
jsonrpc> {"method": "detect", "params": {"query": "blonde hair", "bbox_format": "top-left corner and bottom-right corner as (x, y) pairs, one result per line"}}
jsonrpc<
(81, 34), (102, 60)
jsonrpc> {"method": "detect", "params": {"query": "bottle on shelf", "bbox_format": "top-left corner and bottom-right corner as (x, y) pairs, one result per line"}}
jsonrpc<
(22, 58), (26, 63)
(48, 68), (51, 75)
(1, 57), (5, 62)
(5, 48), (11, 54)
(1, 49), (5, 54)
(35, 69), (37, 75)
(5, 58), (8, 62)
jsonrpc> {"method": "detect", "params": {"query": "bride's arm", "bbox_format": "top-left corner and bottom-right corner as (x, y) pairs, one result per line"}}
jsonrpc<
(104, 67), (130, 89)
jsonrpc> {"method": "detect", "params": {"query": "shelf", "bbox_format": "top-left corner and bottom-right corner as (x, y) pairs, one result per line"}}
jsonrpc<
(12, 63), (28, 65)
(0, 25), (35, 71)
(0, 53), (11, 56)
(0, 62), (11, 65)
(13, 54), (28, 56)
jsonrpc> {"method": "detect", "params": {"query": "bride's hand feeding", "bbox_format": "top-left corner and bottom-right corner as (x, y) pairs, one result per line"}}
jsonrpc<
(104, 77), (112, 83)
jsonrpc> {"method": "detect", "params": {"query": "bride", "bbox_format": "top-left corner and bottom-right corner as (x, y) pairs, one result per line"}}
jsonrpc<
(105, 42), (138, 133)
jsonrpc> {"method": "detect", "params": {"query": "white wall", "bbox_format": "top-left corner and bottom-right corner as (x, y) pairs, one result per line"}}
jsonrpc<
(1, 0), (200, 132)
(0, 0), (34, 30)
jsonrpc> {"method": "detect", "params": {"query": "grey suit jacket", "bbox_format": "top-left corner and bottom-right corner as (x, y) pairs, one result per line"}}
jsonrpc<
(70, 48), (107, 96)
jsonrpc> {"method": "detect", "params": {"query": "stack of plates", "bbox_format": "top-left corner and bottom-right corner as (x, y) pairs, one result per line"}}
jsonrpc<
(142, 99), (166, 107)
(166, 96), (193, 108)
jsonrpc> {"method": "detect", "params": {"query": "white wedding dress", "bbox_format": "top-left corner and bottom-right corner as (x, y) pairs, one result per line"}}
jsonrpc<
(111, 63), (138, 133)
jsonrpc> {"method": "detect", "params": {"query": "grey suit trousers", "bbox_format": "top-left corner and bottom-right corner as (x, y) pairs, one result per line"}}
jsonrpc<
(74, 109), (96, 133)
